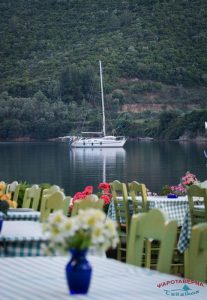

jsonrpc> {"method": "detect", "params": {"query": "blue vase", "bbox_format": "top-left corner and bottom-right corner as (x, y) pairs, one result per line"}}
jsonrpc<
(65, 249), (92, 295)
(167, 193), (178, 199)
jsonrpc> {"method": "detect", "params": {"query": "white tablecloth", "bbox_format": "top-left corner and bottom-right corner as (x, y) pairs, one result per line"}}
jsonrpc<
(0, 221), (48, 257)
(0, 221), (46, 241)
(0, 256), (206, 299)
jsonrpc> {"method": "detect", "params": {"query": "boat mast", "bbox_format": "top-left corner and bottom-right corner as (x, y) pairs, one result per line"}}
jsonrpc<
(99, 60), (106, 136)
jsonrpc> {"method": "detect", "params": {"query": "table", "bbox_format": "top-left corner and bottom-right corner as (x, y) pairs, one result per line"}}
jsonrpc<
(107, 196), (203, 253)
(0, 209), (40, 221)
(177, 205), (205, 253)
(108, 196), (191, 226)
(0, 256), (206, 300)
(0, 221), (48, 257)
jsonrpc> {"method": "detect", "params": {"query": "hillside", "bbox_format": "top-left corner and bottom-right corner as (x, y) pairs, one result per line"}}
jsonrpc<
(0, 0), (207, 140)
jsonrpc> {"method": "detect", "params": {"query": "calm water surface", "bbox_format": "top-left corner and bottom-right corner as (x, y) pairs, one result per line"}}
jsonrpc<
(0, 141), (206, 196)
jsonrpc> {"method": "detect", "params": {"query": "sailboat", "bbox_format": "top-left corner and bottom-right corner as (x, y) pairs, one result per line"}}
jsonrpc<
(70, 61), (127, 148)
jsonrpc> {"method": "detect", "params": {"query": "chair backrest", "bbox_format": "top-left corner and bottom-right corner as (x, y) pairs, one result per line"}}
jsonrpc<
(40, 191), (65, 222)
(194, 180), (207, 188)
(187, 184), (207, 225)
(127, 208), (177, 274)
(42, 185), (61, 197)
(40, 185), (61, 213)
(63, 196), (72, 216)
(71, 196), (104, 217)
(0, 181), (7, 194)
(6, 181), (21, 202)
(186, 223), (207, 282)
(6, 181), (18, 192)
(110, 180), (130, 235)
(128, 181), (148, 214)
(22, 185), (41, 210)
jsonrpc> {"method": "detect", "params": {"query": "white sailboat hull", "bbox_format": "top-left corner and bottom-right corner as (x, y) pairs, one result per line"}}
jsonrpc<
(71, 136), (127, 148)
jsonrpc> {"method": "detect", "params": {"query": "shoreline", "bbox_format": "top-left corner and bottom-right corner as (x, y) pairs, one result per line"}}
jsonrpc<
(0, 136), (206, 143)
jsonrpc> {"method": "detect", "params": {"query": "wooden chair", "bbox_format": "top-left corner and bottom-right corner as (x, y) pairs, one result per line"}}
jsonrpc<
(128, 181), (148, 213)
(186, 223), (207, 282)
(187, 184), (207, 225)
(184, 185), (207, 277)
(42, 185), (61, 197)
(71, 196), (104, 217)
(6, 181), (21, 202)
(22, 185), (41, 211)
(110, 180), (130, 261)
(194, 180), (207, 188)
(128, 180), (157, 269)
(40, 191), (66, 222)
(0, 181), (7, 194)
(63, 196), (72, 216)
(127, 208), (178, 274)
(40, 185), (61, 213)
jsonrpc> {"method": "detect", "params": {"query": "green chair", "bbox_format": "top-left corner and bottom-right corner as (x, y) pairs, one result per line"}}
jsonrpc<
(71, 196), (104, 217)
(187, 184), (207, 225)
(186, 223), (207, 282)
(40, 185), (62, 213)
(110, 180), (130, 261)
(63, 196), (72, 216)
(42, 185), (61, 196)
(22, 185), (41, 210)
(128, 181), (148, 214)
(184, 184), (207, 277)
(6, 181), (21, 202)
(127, 208), (177, 274)
(40, 191), (66, 222)
(128, 180), (157, 269)
(194, 180), (207, 188)
(0, 181), (7, 194)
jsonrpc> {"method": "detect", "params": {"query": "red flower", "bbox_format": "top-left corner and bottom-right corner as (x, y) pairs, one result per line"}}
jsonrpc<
(98, 182), (110, 193)
(70, 183), (111, 213)
(70, 186), (93, 210)
(84, 186), (93, 195)
(101, 194), (111, 205)
(73, 192), (86, 201)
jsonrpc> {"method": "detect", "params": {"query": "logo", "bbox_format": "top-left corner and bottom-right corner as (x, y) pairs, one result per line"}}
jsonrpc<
(157, 279), (205, 297)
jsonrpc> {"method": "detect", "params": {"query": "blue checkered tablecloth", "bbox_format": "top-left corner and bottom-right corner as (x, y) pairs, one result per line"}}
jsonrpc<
(0, 221), (48, 257)
(0, 209), (40, 221)
(1, 256), (206, 300)
(107, 196), (203, 253)
(177, 205), (205, 253)
(108, 196), (189, 226)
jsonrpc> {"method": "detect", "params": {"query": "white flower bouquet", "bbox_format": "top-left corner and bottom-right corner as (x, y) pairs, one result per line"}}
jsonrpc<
(43, 208), (119, 254)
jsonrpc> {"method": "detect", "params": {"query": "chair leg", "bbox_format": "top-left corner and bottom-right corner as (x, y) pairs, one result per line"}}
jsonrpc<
(117, 242), (122, 261)
(145, 240), (152, 269)
(184, 249), (190, 278)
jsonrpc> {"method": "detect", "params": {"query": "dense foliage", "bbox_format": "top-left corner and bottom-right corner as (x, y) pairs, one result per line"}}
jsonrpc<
(0, 0), (206, 140)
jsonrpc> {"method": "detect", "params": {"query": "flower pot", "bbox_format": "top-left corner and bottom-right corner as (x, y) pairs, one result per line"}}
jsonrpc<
(65, 249), (92, 295)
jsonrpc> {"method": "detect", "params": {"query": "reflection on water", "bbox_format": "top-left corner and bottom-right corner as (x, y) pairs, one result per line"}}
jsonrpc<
(70, 148), (126, 191)
(0, 141), (206, 195)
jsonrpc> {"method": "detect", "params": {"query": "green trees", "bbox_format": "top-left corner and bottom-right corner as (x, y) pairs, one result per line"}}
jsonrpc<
(0, 91), (70, 140)
(156, 109), (207, 140)
(1, 0), (207, 94)
(0, 1), (206, 140)
(59, 64), (98, 104)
